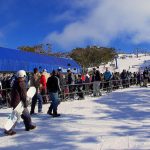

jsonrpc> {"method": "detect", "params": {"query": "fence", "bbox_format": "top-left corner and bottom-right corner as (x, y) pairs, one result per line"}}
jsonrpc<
(59, 78), (139, 101)
(1, 77), (149, 108)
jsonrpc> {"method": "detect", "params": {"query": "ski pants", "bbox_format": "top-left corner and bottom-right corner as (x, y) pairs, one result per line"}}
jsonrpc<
(30, 93), (43, 113)
(93, 81), (101, 96)
(143, 79), (148, 87)
(48, 92), (59, 113)
(9, 108), (32, 131)
(21, 108), (32, 129)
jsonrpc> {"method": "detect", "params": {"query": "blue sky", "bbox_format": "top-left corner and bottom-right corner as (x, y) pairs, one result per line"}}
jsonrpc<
(0, 0), (150, 53)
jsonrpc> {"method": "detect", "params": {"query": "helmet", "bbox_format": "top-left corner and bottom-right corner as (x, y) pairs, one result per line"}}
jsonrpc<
(17, 70), (26, 78)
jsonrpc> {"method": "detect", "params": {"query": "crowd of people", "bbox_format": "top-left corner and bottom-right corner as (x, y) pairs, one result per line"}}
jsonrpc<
(0, 66), (150, 105)
(0, 66), (150, 135)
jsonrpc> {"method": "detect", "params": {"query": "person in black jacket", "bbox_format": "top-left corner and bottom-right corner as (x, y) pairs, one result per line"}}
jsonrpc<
(75, 74), (84, 99)
(143, 68), (149, 87)
(66, 69), (75, 99)
(4, 70), (36, 136)
(92, 68), (102, 96)
(47, 70), (61, 117)
(120, 69), (129, 88)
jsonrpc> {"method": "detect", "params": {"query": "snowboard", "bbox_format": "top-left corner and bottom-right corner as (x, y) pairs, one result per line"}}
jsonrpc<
(27, 86), (36, 104)
(4, 86), (36, 131)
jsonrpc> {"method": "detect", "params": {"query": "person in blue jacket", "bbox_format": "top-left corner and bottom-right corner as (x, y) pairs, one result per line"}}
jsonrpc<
(103, 67), (112, 92)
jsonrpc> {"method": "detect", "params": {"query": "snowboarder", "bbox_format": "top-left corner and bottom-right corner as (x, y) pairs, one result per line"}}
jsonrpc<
(4, 70), (36, 136)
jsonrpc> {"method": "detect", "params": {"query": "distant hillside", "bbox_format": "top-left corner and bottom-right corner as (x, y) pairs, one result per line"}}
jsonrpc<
(88, 53), (150, 73)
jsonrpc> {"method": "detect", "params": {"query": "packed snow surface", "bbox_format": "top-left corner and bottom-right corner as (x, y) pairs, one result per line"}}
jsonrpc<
(0, 86), (150, 150)
(0, 53), (150, 149)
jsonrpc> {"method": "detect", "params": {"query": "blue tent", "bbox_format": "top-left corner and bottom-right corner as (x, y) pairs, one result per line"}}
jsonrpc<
(0, 47), (82, 73)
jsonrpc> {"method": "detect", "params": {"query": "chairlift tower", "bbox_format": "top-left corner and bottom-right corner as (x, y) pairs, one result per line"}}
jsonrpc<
(114, 55), (118, 69)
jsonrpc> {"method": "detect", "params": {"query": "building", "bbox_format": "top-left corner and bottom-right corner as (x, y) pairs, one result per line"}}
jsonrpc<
(0, 47), (82, 73)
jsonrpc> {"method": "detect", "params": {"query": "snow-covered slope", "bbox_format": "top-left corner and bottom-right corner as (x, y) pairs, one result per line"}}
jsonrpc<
(90, 53), (150, 73)
(0, 86), (150, 150)
(116, 54), (150, 73)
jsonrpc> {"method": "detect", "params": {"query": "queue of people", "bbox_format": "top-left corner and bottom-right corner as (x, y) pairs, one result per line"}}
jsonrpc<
(0, 67), (150, 107)
(0, 66), (150, 135)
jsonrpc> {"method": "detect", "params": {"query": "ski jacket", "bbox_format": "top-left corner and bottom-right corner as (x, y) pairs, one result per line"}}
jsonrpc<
(67, 73), (74, 84)
(30, 72), (41, 93)
(40, 74), (47, 90)
(47, 75), (61, 93)
(10, 78), (27, 109)
(137, 73), (142, 81)
(81, 75), (85, 82)
(143, 70), (149, 79)
(104, 71), (112, 81)
(85, 74), (90, 83)
(120, 71), (128, 80)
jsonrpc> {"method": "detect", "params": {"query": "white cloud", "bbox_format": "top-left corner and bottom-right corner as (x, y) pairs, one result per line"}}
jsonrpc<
(45, 0), (150, 50)
(50, 11), (78, 23)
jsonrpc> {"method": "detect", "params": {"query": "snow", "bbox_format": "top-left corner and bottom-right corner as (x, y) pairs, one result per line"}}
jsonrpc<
(116, 54), (150, 73)
(89, 53), (150, 73)
(0, 86), (150, 150)
(0, 53), (150, 149)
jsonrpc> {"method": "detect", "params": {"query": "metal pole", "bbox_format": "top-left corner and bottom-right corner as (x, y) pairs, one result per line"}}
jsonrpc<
(115, 56), (118, 69)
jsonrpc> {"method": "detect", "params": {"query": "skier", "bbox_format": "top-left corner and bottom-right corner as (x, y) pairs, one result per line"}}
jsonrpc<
(4, 70), (36, 135)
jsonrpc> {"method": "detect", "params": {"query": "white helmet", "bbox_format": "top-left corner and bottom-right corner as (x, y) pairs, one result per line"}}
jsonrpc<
(17, 70), (26, 78)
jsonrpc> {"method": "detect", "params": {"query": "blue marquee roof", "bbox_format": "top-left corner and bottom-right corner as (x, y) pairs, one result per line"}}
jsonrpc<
(0, 47), (82, 73)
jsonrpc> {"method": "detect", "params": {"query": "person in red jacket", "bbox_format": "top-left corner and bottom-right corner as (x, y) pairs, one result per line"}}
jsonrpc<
(40, 74), (46, 90)
(81, 74), (85, 82)
(40, 72), (47, 103)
